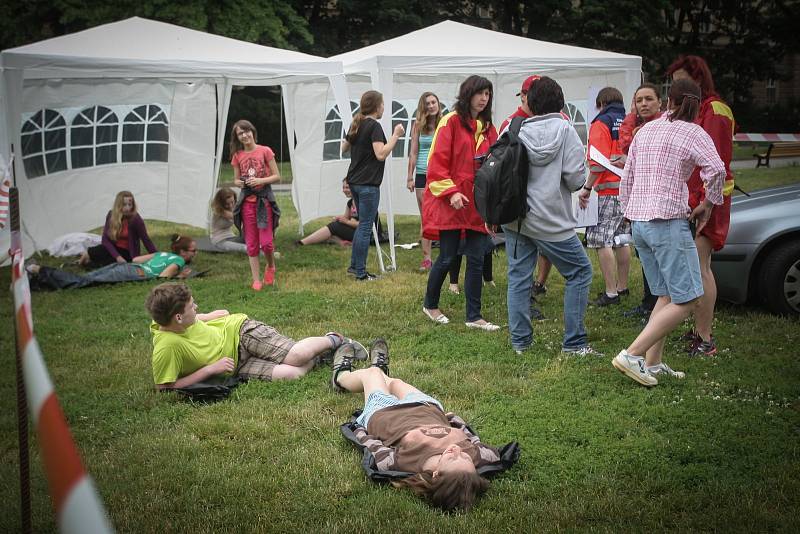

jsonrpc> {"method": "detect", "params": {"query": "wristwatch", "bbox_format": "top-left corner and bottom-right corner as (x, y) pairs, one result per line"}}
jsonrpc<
(582, 185), (592, 191)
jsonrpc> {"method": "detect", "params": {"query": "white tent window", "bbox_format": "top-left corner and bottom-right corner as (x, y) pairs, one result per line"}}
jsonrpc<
(391, 101), (411, 158)
(71, 106), (119, 168)
(323, 100), (358, 161)
(21, 109), (68, 178)
(563, 103), (588, 144)
(122, 104), (169, 163)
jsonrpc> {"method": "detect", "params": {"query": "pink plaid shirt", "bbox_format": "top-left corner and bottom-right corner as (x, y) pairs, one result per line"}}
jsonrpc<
(619, 115), (725, 221)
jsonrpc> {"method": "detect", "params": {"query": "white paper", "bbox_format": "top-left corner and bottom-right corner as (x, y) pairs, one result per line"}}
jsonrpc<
(589, 145), (624, 178)
(574, 190), (599, 228)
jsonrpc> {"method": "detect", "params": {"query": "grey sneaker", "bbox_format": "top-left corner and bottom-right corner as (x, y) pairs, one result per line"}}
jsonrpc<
(331, 343), (355, 392)
(647, 362), (686, 379)
(319, 333), (367, 365)
(563, 346), (605, 357)
(612, 350), (658, 387)
(368, 338), (389, 375)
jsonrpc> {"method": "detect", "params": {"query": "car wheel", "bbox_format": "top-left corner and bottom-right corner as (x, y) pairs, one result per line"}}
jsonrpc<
(759, 240), (800, 316)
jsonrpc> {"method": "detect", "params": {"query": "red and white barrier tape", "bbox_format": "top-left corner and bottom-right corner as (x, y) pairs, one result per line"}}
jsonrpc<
(734, 133), (800, 142)
(11, 245), (113, 533)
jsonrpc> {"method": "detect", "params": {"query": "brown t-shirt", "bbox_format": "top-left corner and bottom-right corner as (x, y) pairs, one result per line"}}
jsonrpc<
(367, 404), (480, 473)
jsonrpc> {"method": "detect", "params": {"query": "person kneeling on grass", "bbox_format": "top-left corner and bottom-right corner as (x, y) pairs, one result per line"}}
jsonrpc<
(146, 282), (367, 389)
(332, 341), (519, 512)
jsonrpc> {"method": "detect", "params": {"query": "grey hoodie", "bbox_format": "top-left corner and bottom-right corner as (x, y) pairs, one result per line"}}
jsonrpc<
(502, 113), (587, 242)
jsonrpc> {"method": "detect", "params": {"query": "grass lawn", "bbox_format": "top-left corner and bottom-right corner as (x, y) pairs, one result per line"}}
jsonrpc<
(1, 169), (799, 532)
(732, 142), (770, 162)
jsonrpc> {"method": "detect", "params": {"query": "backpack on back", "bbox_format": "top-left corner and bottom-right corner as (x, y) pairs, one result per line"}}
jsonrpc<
(474, 116), (529, 226)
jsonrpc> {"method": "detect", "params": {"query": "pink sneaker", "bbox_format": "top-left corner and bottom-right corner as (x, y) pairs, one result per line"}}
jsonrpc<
(264, 266), (276, 286)
(420, 259), (432, 271)
(251, 280), (263, 291)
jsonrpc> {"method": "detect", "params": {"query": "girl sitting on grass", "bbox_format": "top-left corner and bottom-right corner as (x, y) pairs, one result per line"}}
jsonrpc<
(208, 187), (247, 253)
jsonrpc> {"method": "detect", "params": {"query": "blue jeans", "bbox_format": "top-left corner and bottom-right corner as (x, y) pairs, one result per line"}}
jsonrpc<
(36, 263), (147, 289)
(505, 229), (592, 351)
(424, 229), (488, 322)
(349, 184), (380, 277)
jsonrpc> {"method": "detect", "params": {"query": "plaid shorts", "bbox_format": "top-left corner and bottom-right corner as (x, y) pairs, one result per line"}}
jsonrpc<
(236, 319), (295, 381)
(586, 195), (630, 248)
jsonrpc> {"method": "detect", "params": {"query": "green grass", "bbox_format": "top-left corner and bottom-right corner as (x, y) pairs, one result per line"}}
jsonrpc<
(1, 170), (799, 532)
(217, 161), (293, 186)
(734, 164), (800, 193)
(732, 142), (770, 161)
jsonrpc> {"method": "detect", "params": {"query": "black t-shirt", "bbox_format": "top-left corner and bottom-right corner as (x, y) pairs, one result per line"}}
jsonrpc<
(346, 118), (387, 186)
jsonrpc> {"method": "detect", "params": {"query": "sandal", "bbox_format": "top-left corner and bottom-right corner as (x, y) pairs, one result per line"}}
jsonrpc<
(465, 320), (501, 332)
(422, 307), (449, 324)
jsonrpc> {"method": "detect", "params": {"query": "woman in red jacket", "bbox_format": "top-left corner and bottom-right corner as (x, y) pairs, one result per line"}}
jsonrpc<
(421, 75), (499, 331)
(667, 55), (736, 356)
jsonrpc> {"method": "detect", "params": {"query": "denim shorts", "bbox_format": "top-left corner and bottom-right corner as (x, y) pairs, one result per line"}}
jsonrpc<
(632, 219), (704, 304)
(356, 390), (444, 428)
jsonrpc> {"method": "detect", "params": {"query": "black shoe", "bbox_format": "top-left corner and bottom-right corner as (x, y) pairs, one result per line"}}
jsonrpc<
(532, 281), (547, 296)
(593, 292), (620, 306)
(331, 343), (355, 392)
(356, 272), (378, 281)
(431, 240), (440, 249)
(617, 288), (630, 297)
(368, 338), (390, 375)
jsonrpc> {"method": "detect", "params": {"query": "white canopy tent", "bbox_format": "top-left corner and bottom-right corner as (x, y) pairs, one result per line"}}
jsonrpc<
(290, 20), (641, 269)
(0, 17), (351, 259)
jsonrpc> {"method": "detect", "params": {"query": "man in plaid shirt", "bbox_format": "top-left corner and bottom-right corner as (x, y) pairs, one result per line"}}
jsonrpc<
(612, 79), (725, 387)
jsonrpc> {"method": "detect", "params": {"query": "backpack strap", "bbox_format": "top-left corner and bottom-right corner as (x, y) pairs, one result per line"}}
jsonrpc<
(509, 116), (526, 258)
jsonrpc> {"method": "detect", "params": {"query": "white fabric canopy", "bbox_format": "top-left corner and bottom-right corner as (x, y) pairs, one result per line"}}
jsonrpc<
(292, 20), (641, 269)
(0, 17), (350, 258)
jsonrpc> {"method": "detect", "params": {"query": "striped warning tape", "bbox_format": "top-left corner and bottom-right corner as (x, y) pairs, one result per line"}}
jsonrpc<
(734, 133), (800, 142)
(10, 242), (113, 533)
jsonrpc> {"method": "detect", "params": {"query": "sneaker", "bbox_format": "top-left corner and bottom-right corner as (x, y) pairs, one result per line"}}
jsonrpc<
(419, 259), (432, 271)
(677, 329), (700, 343)
(612, 350), (658, 387)
(368, 338), (390, 375)
(617, 288), (630, 297)
(646, 362), (686, 379)
(331, 343), (355, 392)
(593, 292), (620, 306)
(532, 281), (547, 296)
(320, 333), (368, 364)
(251, 280), (263, 291)
(562, 346), (605, 357)
(263, 266), (276, 286)
(356, 272), (378, 282)
(689, 336), (717, 357)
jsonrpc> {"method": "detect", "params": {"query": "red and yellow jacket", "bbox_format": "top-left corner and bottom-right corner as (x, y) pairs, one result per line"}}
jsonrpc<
(688, 96), (736, 250)
(422, 112), (497, 237)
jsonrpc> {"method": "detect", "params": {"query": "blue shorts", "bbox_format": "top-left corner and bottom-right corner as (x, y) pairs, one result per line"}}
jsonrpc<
(356, 390), (444, 428)
(632, 219), (704, 305)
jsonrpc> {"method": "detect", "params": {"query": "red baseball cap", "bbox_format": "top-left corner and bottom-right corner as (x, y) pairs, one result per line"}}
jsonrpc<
(516, 75), (542, 96)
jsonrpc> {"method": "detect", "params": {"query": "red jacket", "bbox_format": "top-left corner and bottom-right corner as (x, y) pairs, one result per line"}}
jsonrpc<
(422, 112), (497, 237)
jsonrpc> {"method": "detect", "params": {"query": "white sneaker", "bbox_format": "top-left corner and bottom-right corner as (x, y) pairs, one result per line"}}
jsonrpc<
(612, 350), (658, 387)
(647, 362), (685, 379)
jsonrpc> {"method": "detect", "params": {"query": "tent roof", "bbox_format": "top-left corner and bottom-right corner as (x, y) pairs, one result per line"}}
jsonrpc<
(1, 17), (342, 80)
(333, 20), (640, 73)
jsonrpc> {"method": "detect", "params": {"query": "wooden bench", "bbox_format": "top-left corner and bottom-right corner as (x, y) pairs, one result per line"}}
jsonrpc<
(754, 142), (800, 167)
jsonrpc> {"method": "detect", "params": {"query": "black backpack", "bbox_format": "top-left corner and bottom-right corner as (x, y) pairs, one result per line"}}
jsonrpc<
(474, 116), (529, 226)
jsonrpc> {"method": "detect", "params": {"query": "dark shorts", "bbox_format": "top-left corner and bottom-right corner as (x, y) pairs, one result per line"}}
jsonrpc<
(327, 221), (356, 242)
(414, 172), (427, 190)
(87, 244), (132, 267)
(236, 319), (296, 381)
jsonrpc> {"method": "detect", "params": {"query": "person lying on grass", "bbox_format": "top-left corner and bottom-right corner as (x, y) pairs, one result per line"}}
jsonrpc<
(146, 282), (367, 389)
(28, 234), (198, 290)
(332, 341), (518, 512)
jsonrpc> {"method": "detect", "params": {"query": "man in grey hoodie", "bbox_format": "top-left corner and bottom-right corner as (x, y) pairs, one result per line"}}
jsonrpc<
(501, 76), (600, 356)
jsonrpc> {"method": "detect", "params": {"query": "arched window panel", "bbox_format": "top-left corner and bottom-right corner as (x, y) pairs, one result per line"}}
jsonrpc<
(391, 101), (411, 158)
(122, 104), (169, 162)
(20, 109), (67, 178)
(563, 103), (588, 145)
(322, 101), (358, 161)
(70, 105), (119, 168)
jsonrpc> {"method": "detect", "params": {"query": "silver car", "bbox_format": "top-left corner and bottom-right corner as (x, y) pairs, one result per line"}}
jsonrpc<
(711, 183), (800, 316)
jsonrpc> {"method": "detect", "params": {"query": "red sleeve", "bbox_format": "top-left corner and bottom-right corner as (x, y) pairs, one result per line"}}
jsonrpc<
(426, 115), (458, 198)
(261, 145), (275, 162)
(700, 108), (733, 168)
(618, 113), (637, 155)
(588, 122), (612, 174)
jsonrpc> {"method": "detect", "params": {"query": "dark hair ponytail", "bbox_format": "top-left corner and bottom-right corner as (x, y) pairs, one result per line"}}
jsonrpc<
(170, 234), (194, 254)
(668, 79), (702, 123)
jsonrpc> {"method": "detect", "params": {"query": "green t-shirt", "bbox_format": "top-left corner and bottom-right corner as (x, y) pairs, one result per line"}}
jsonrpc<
(140, 253), (185, 278)
(151, 313), (248, 385)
